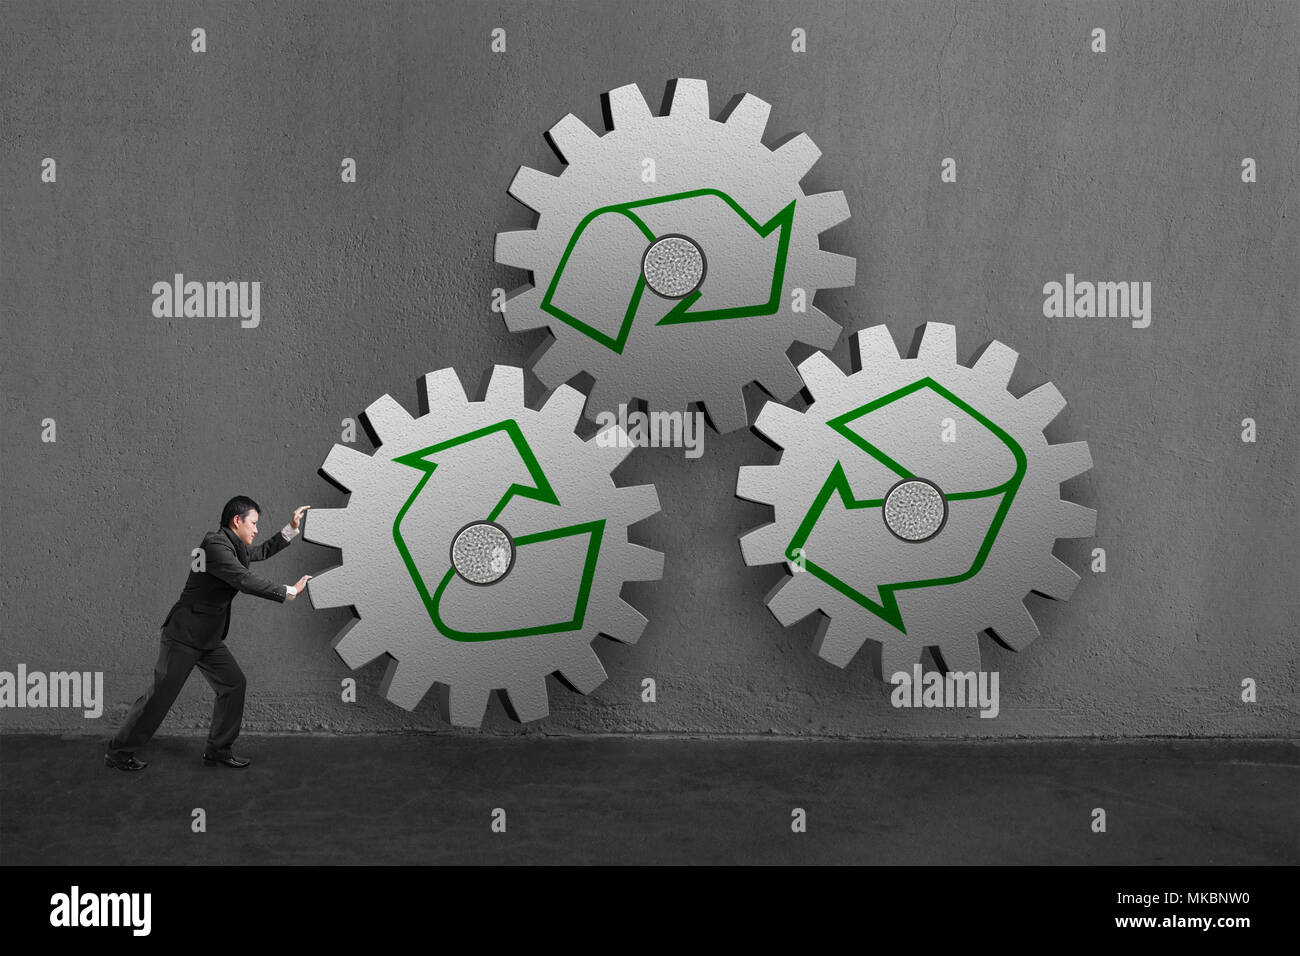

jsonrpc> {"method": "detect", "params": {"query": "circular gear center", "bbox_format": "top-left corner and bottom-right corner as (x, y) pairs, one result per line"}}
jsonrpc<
(450, 522), (515, 585)
(642, 235), (706, 298)
(883, 478), (948, 543)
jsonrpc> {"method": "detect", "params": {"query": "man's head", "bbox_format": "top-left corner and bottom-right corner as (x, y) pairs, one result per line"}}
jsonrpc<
(220, 495), (261, 545)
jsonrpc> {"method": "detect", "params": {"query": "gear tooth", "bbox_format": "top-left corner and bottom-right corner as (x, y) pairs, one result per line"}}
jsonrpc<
(760, 358), (805, 402)
(811, 617), (868, 668)
(329, 618), (384, 669)
(527, 338), (582, 386)
(1047, 441), (1093, 482)
(915, 321), (958, 363)
(507, 165), (560, 213)
(736, 465), (783, 506)
(667, 77), (711, 117)
(812, 251), (856, 290)
(494, 229), (543, 269)
(616, 482), (661, 525)
(739, 522), (786, 566)
(546, 112), (601, 164)
(435, 681), (490, 727)
(484, 364), (526, 406)
(796, 351), (847, 400)
(505, 309), (550, 333)
(500, 681), (550, 723)
(624, 544), (665, 582)
(701, 389), (750, 434)
(764, 574), (818, 627)
(871, 639), (922, 682)
(970, 339), (1019, 387)
(752, 401), (804, 446)
(720, 92), (771, 141)
(542, 382), (588, 424)
(420, 367), (469, 409)
(1034, 557), (1082, 601)
(931, 636), (983, 674)
(604, 82), (653, 128)
(851, 325), (900, 369)
(797, 306), (844, 352)
(301, 507), (350, 548)
(804, 189), (852, 232)
(380, 658), (437, 713)
(557, 648), (608, 694)
(599, 598), (649, 644)
(771, 132), (821, 182)
(595, 422), (637, 466)
(1053, 500), (1097, 538)
(319, 444), (374, 492)
(306, 565), (354, 610)
(987, 601), (1041, 651)
(361, 394), (413, 447)
(1019, 381), (1067, 427)
(585, 380), (623, 421)
(502, 286), (550, 333)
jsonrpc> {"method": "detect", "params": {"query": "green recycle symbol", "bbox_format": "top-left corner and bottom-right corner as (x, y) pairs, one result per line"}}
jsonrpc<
(785, 378), (1028, 634)
(390, 421), (604, 643)
(541, 188), (794, 353)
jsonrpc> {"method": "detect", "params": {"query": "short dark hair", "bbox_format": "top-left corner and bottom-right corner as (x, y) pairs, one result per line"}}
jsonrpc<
(220, 496), (261, 529)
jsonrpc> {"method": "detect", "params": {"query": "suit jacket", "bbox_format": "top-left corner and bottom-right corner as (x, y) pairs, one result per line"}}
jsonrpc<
(161, 525), (294, 649)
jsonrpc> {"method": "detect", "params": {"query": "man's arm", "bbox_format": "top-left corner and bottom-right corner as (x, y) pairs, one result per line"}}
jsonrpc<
(247, 522), (295, 563)
(249, 504), (311, 562)
(205, 536), (288, 603)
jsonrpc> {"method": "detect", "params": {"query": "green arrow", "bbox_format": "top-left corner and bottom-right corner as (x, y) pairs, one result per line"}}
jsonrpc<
(786, 378), (1027, 634)
(391, 420), (604, 642)
(540, 188), (795, 354)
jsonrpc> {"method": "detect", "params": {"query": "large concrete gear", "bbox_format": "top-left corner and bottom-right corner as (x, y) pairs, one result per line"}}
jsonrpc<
(495, 77), (857, 433)
(302, 365), (663, 727)
(737, 323), (1096, 678)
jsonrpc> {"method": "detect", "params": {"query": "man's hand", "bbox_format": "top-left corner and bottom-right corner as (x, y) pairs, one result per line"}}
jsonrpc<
(287, 574), (313, 600)
(290, 505), (311, 531)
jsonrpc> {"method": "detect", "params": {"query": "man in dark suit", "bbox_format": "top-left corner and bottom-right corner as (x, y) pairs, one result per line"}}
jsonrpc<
(105, 496), (313, 771)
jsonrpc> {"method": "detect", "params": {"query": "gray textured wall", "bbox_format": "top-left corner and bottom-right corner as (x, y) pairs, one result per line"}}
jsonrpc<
(2, 0), (1296, 738)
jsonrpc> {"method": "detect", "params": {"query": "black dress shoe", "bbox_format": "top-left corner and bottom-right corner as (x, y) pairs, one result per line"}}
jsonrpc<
(202, 753), (251, 768)
(104, 752), (148, 771)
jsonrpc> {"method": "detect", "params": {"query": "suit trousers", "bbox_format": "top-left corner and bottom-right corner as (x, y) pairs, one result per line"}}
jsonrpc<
(109, 632), (247, 758)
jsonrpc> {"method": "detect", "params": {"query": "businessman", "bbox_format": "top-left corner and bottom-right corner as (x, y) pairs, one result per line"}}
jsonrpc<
(105, 496), (313, 771)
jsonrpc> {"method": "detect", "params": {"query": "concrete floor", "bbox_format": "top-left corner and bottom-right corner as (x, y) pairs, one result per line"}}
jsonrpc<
(1, 735), (1295, 865)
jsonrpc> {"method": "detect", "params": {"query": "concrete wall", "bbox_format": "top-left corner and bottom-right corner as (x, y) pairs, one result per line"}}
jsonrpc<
(2, 0), (1296, 738)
